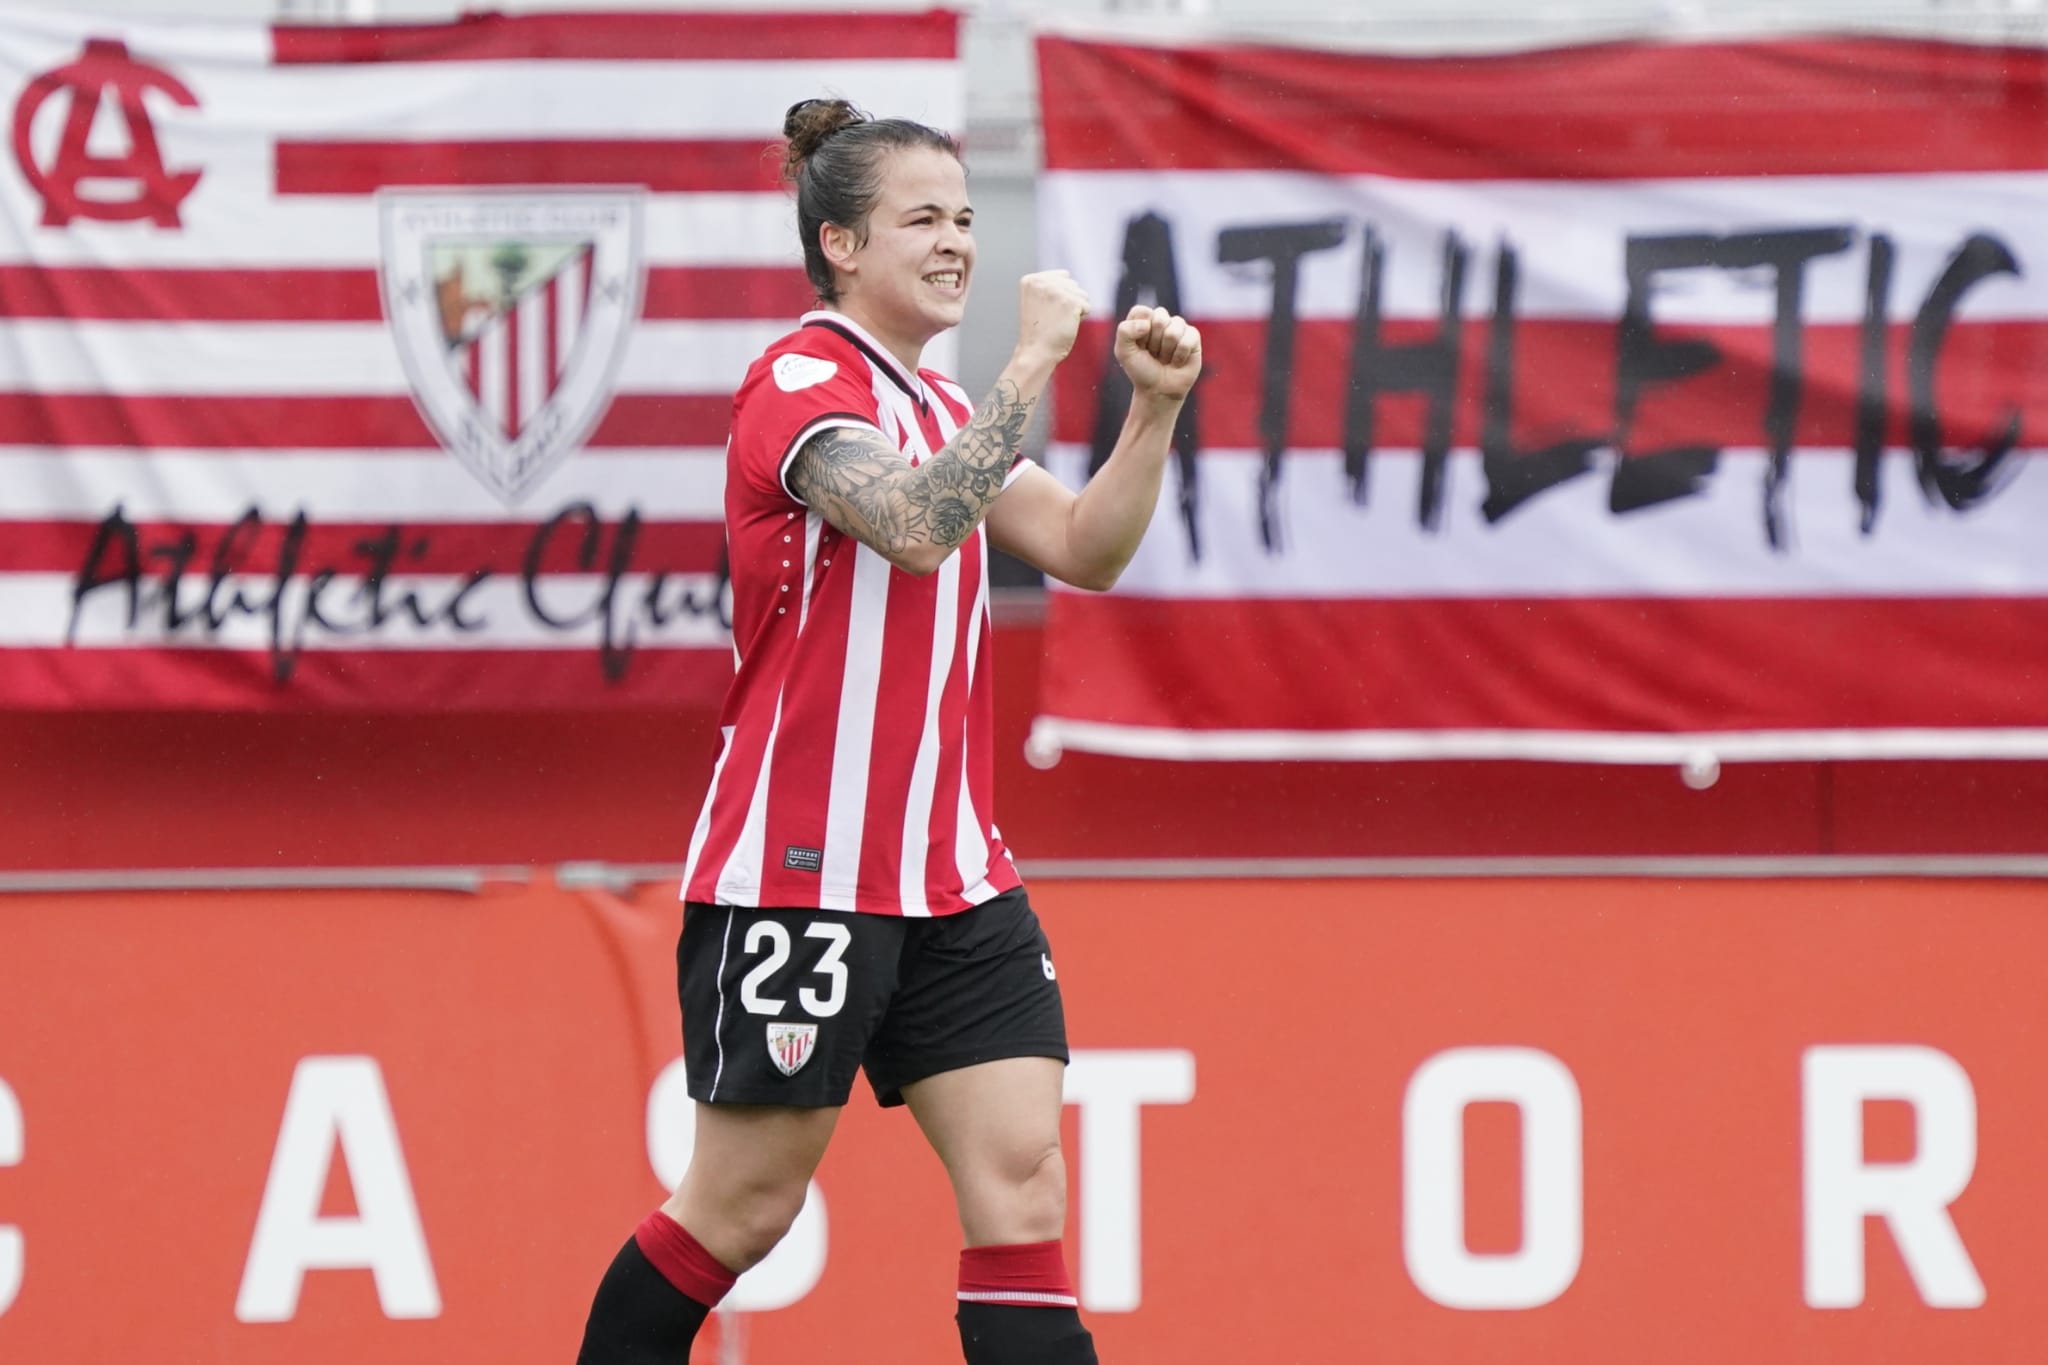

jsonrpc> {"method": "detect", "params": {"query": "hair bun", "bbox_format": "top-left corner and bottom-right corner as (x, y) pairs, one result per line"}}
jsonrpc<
(781, 98), (866, 181)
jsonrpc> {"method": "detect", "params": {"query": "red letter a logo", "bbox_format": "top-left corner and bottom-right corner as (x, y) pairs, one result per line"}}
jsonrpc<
(12, 37), (203, 228)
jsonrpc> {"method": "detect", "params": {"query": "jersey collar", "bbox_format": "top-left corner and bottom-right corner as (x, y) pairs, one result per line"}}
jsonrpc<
(800, 309), (930, 414)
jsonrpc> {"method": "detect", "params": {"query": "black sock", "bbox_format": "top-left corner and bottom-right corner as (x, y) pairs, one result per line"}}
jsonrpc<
(575, 1235), (713, 1364)
(957, 1302), (1099, 1365)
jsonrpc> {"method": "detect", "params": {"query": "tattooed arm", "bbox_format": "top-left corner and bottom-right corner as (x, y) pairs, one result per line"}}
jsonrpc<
(786, 271), (1088, 576)
(786, 375), (1041, 577)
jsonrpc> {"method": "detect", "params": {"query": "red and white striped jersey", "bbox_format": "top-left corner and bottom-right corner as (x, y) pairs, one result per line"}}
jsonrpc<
(681, 311), (1025, 916)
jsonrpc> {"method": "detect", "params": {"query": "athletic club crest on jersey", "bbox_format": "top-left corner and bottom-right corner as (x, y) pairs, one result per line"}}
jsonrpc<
(766, 1022), (819, 1077)
(379, 189), (645, 505)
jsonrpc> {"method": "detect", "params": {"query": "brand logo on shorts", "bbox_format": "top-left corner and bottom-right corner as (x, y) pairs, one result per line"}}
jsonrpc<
(767, 1021), (818, 1077)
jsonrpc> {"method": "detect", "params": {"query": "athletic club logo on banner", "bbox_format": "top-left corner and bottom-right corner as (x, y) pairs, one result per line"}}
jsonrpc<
(12, 37), (202, 228)
(380, 190), (646, 505)
(0, 7), (962, 711)
(767, 1022), (818, 1077)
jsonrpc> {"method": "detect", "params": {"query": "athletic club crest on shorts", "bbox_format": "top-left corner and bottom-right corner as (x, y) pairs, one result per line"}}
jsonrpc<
(378, 189), (645, 505)
(767, 1022), (819, 1077)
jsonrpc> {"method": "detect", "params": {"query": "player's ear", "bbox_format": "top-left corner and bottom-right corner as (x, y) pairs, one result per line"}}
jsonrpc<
(820, 221), (859, 277)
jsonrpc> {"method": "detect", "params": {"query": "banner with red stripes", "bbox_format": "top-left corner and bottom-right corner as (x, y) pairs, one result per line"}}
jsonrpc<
(1031, 31), (2048, 765)
(0, 7), (959, 708)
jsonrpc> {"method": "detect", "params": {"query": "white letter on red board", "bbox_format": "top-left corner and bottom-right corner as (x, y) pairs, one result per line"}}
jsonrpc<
(236, 1057), (440, 1322)
(1804, 1045), (1983, 1308)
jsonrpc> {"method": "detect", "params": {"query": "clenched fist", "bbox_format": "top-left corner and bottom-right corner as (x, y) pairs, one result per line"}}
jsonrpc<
(1013, 269), (1091, 367)
(1114, 305), (1202, 399)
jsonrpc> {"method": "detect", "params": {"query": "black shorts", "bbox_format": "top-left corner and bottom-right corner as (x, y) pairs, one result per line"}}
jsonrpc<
(677, 885), (1069, 1108)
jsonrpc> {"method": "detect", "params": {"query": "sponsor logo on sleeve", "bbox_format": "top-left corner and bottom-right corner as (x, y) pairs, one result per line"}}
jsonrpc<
(773, 353), (838, 392)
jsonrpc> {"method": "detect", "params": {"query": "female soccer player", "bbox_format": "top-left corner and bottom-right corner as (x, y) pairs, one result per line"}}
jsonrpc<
(576, 97), (1200, 1365)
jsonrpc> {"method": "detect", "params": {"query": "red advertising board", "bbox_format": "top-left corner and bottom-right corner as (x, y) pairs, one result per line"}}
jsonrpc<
(1, 874), (2043, 1362)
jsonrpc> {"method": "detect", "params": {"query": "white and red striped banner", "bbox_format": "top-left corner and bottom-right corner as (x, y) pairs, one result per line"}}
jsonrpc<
(1031, 31), (2048, 764)
(0, 6), (960, 708)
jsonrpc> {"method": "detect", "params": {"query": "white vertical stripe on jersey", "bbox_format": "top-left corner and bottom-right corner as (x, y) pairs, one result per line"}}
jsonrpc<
(881, 379), (947, 915)
(954, 754), (998, 902)
(924, 390), (995, 896)
(899, 548), (960, 916)
(958, 861), (1002, 906)
(681, 724), (737, 897)
(517, 290), (548, 432)
(954, 536), (992, 895)
(477, 318), (510, 438)
(819, 547), (889, 902)
(798, 510), (824, 631)
(716, 693), (784, 904)
(963, 540), (985, 690)
(868, 362), (908, 453)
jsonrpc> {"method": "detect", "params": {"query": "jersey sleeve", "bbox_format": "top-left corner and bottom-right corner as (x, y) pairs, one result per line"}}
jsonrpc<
(731, 338), (886, 503)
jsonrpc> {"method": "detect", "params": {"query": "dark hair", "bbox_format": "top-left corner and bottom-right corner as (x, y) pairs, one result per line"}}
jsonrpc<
(780, 98), (963, 305)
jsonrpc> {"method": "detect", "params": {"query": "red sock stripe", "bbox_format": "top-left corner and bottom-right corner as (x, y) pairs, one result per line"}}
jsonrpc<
(957, 1239), (1078, 1307)
(634, 1211), (739, 1308)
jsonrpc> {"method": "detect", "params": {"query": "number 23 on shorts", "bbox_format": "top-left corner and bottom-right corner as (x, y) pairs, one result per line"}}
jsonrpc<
(737, 918), (852, 1018)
